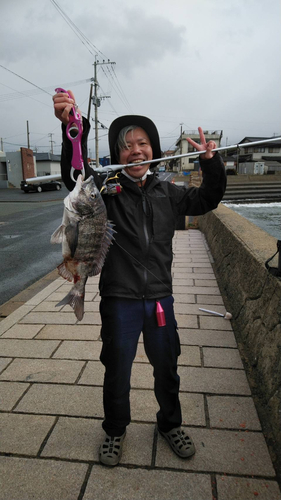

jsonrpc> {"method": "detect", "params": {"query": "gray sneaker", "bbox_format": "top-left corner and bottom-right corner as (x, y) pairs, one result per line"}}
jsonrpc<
(158, 427), (195, 458)
(99, 432), (126, 466)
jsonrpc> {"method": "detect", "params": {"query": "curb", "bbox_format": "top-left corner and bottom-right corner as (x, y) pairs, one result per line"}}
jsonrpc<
(0, 269), (59, 321)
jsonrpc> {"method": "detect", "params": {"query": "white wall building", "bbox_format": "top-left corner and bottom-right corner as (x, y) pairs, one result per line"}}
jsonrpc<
(237, 137), (281, 174)
(35, 153), (61, 176)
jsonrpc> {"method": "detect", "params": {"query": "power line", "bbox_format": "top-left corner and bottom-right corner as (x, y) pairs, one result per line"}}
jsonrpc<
(49, 0), (133, 115)
(110, 66), (133, 112)
(50, 0), (108, 60)
(0, 78), (93, 102)
(97, 65), (131, 114)
(0, 81), (53, 108)
(0, 64), (52, 96)
(104, 65), (133, 113)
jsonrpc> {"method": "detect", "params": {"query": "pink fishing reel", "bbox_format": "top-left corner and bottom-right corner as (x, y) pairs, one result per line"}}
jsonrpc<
(55, 87), (85, 182)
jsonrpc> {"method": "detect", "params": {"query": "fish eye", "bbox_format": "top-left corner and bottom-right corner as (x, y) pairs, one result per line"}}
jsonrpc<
(90, 192), (96, 199)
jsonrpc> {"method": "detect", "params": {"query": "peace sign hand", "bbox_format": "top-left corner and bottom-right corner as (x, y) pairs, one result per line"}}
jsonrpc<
(187, 127), (217, 160)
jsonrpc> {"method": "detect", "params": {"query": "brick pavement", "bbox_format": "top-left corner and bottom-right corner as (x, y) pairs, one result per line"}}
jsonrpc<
(0, 230), (280, 500)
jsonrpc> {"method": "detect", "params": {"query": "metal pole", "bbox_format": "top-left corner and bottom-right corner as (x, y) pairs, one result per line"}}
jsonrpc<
(92, 59), (115, 167)
(87, 83), (94, 122)
(49, 133), (54, 154)
(94, 61), (99, 166)
(26, 120), (30, 149)
(94, 136), (281, 173)
(180, 123), (183, 172)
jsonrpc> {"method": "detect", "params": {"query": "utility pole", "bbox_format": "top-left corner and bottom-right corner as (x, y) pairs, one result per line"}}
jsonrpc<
(92, 58), (115, 165)
(87, 83), (94, 122)
(27, 121), (30, 149)
(179, 123), (183, 172)
(48, 133), (54, 155)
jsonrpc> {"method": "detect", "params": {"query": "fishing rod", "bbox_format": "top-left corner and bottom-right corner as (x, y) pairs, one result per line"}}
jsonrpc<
(94, 136), (281, 173)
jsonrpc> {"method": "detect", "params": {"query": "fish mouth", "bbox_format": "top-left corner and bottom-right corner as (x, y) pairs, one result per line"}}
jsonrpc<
(83, 175), (94, 184)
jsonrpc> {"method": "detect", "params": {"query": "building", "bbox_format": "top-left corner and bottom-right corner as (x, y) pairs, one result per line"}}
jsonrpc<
(35, 153), (61, 177)
(236, 136), (281, 175)
(0, 148), (37, 188)
(174, 130), (223, 171)
(0, 150), (61, 189)
(161, 150), (175, 170)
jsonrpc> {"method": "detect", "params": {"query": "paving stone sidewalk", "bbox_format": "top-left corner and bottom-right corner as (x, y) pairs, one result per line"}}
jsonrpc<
(0, 230), (280, 500)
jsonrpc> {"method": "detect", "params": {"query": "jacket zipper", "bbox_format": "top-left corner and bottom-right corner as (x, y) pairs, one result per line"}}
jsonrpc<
(141, 190), (150, 297)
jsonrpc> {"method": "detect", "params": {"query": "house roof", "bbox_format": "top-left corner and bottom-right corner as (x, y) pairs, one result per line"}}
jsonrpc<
(35, 153), (61, 162)
(239, 137), (281, 147)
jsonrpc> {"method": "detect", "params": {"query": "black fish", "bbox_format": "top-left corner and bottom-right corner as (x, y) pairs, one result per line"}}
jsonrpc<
(51, 175), (115, 320)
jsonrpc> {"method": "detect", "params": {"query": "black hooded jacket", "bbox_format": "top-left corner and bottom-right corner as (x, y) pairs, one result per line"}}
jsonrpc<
(60, 119), (227, 299)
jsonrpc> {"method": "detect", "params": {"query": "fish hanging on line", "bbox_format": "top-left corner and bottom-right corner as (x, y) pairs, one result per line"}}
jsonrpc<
(50, 175), (115, 320)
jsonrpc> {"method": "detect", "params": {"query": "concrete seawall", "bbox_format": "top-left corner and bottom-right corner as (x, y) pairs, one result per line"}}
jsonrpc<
(198, 204), (281, 468)
(223, 174), (281, 201)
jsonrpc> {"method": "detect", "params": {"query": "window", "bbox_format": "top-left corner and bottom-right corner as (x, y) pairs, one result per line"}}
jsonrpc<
(268, 147), (280, 153)
(243, 146), (265, 153)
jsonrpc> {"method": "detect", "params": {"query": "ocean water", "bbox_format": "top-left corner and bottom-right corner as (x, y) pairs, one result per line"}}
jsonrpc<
(223, 202), (281, 240)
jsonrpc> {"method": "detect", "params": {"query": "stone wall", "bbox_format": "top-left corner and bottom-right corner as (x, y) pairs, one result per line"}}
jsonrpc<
(198, 204), (281, 463)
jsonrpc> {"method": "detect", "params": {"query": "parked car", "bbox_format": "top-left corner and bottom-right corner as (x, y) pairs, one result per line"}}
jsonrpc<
(21, 180), (62, 193)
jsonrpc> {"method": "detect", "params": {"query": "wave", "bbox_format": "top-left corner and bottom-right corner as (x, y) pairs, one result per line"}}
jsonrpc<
(224, 202), (281, 209)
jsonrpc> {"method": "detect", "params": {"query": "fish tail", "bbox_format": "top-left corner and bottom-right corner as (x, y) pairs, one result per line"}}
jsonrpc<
(56, 285), (86, 321)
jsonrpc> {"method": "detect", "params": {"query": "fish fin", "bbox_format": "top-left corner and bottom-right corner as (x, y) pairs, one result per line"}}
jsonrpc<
(106, 220), (116, 241)
(89, 264), (103, 276)
(65, 222), (79, 258)
(101, 220), (116, 249)
(57, 262), (74, 282)
(56, 288), (85, 321)
(50, 224), (65, 244)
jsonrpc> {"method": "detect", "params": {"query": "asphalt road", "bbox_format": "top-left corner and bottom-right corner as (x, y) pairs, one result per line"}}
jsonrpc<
(0, 186), (68, 306)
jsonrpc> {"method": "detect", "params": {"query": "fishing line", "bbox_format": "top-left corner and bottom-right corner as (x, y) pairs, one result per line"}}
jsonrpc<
(114, 240), (173, 295)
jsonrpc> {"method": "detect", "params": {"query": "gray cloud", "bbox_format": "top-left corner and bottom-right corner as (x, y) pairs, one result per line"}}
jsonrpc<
(101, 7), (186, 73)
(0, 0), (280, 157)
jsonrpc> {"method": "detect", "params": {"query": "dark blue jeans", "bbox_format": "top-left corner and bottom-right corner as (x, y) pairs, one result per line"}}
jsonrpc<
(99, 296), (182, 437)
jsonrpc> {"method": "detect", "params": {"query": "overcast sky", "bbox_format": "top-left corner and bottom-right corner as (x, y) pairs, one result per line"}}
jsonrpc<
(1, 0), (280, 159)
